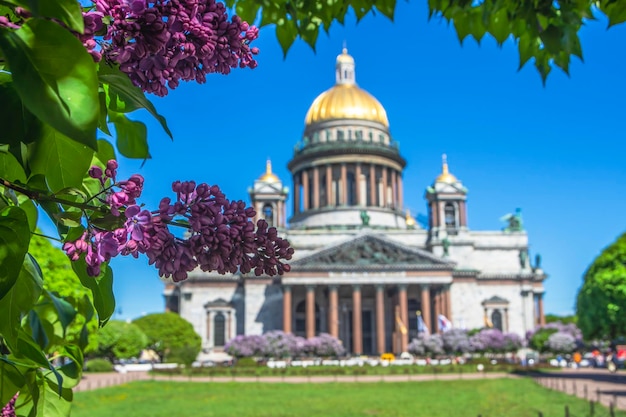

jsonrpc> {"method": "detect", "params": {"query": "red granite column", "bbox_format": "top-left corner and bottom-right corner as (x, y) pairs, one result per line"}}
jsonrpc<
(538, 293), (546, 326)
(398, 284), (408, 352)
(398, 174), (403, 211)
(306, 285), (315, 338)
(421, 284), (431, 333)
(302, 170), (309, 211)
(328, 285), (339, 338)
(326, 165), (333, 206)
(391, 170), (397, 209)
(369, 164), (376, 206)
(283, 285), (292, 333)
(352, 285), (362, 354)
(313, 166), (320, 209)
(341, 164), (347, 205)
(294, 174), (301, 214)
(445, 285), (452, 320)
(459, 200), (468, 227)
(375, 285), (386, 354)
(381, 167), (388, 207)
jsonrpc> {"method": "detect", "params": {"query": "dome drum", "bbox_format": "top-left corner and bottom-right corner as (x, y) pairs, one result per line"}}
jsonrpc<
(289, 206), (407, 230)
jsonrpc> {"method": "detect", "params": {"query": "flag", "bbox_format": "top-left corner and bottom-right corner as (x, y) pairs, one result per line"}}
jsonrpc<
(395, 312), (407, 335)
(417, 313), (429, 335)
(438, 314), (452, 332)
(484, 314), (493, 328)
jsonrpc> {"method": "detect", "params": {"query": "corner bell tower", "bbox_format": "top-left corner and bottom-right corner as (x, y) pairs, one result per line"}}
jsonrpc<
(249, 160), (289, 228)
(425, 155), (468, 238)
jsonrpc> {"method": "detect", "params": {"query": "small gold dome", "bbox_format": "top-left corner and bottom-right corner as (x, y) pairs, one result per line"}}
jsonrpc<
(405, 209), (416, 228)
(336, 48), (354, 65)
(436, 154), (458, 184)
(259, 160), (280, 183)
(305, 84), (389, 127)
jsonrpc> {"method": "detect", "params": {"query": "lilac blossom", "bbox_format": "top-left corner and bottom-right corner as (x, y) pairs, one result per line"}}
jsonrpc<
(262, 331), (302, 358)
(224, 335), (268, 358)
(545, 332), (576, 354)
(409, 334), (444, 357)
(470, 329), (506, 353)
(526, 321), (582, 341)
(1, 394), (17, 417)
(408, 335), (426, 356)
(442, 329), (473, 354)
(63, 160), (293, 281)
(305, 333), (345, 357)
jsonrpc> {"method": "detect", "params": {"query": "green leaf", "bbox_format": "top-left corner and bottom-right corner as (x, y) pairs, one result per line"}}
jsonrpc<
(27, 125), (94, 193)
(2, 0), (85, 32)
(0, 79), (42, 147)
(38, 372), (73, 417)
(52, 211), (83, 228)
(72, 259), (115, 327)
(275, 18), (298, 57)
(95, 139), (116, 166)
(0, 18), (99, 149)
(98, 63), (173, 139)
(0, 206), (30, 302)
(46, 290), (78, 336)
(0, 148), (27, 183)
(98, 91), (112, 136)
(602, 0), (626, 27)
(28, 309), (50, 349)
(0, 358), (25, 407)
(17, 197), (38, 232)
(110, 112), (150, 160)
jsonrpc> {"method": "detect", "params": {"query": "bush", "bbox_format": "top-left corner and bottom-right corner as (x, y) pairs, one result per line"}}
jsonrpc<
(236, 357), (259, 368)
(84, 359), (114, 373)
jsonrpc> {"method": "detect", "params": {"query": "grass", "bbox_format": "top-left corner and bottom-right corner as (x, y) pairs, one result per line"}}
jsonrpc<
(71, 378), (625, 417)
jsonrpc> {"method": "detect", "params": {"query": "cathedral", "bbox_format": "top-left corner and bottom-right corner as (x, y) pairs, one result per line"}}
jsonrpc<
(164, 49), (547, 355)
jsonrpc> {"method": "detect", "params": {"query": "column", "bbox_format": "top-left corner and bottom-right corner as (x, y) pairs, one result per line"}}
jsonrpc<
(375, 285), (386, 354)
(398, 284), (408, 352)
(352, 285), (362, 355)
(326, 165), (333, 206)
(227, 311), (232, 340)
(538, 293), (546, 326)
(431, 202), (438, 228)
(328, 285), (339, 338)
(302, 169), (310, 211)
(504, 308), (509, 332)
(420, 284), (431, 334)
(341, 163), (347, 205)
(306, 285), (316, 338)
(369, 164), (376, 206)
(381, 167), (388, 207)
(434, 288), (442, 332)
(355, 163), (362, 206)
(283, 285), (292, 333)
(294, 175), (301, 214)
(459, 200), (467, 227)
(391, 170), (397, 209)
(397, 174), (403, 211)
(445, 285), (452, 320)
(313, 166), (320, 209)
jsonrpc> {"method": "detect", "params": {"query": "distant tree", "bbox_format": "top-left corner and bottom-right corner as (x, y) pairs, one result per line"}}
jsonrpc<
(577, 233), (626, 340)
(133, 312), (201, 362)
(94, 320), (148, 360)
(545, 314), (577, 325)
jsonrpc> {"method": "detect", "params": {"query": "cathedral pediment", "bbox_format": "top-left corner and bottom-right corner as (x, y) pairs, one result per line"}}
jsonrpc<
(291, 234), (455, 272)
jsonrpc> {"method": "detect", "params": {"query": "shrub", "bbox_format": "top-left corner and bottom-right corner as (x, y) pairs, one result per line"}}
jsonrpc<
(236, 357), (259, 368)
(84, 359), (114, 373)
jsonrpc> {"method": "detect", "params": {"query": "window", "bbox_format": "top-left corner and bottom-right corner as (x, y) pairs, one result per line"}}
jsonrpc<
(325, 130), (331, 141)
(337, 130), (345, 141)
(347, 172), (356, 206)
(312, 132), (319, 143)
(491, 310), (503, 331)
(263, 204), (274, 227)
(445, 203), (456, 228)
(320, 175), (327, 206)
(368, 131), (373, 141)
(214, 312), (226, 347)
(355, 130), (363, 140)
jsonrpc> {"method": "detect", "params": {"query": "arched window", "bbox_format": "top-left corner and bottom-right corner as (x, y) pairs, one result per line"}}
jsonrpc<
(214, 312), (226, 347)
(445, 203), (456, 228)
(263, 204), (274, 227)
(491, 310), (503, 331)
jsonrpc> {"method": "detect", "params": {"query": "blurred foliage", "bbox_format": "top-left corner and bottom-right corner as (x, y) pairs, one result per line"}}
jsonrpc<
(94, 320), (148, 360)
(133, 312), (201, 362)
(577, 232), (626, 340)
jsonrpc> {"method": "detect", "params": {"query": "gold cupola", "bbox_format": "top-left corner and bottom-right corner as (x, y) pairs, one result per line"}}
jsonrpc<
(258, 159), (280, 183)
(304, 48), (389, 128)
(436, 154), (458, 184)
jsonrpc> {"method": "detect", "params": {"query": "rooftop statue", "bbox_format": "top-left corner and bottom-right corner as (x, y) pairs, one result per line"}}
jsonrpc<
(360, 210), (370, 227)
(500, 207), (524, 232)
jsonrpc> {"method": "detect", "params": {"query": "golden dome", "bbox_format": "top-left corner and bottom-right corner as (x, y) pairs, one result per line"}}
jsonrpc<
(405, 209), (416, 228)
(436, 154), (458, 184)
(305, 84), (389, 127)
(258, 160), (280, 183)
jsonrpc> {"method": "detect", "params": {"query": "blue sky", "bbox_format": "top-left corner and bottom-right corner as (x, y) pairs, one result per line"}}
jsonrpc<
(90, 2), (626, 321)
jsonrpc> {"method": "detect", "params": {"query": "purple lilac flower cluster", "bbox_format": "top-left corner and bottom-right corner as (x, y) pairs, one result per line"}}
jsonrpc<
(545, 332), (576, 353)
(63, 160), (293, 281)
(93, 0), (259, 96)
(224, 332), (345, 359)
(1, 394), (17, 417)
(409, 328), (523, 357)
(526, 321), (582, 341)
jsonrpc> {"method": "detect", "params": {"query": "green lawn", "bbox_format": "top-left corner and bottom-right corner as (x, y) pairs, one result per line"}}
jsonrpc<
(72, 378), (625, 417)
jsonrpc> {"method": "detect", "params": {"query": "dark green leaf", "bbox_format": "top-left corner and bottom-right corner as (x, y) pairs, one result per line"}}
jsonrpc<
(28, 309), (50, 349)
(0, 358), (25, 406)
(0, 148), (27, 183)
(0, 79), (42, 147)
(0, 206), (30, 302)
(98, 63), (173, 139)
(0, 19), (99, 149)
(0, 253), (44, 350)
(275, 18), (298, 57)
(27, 125), (94, 193)
(98, 91), (112, 136)
(110, 112), (150, 160)
(52, 211), (83, 228)
(72, 259), (115, 326)
(2, 0), (84, 32)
